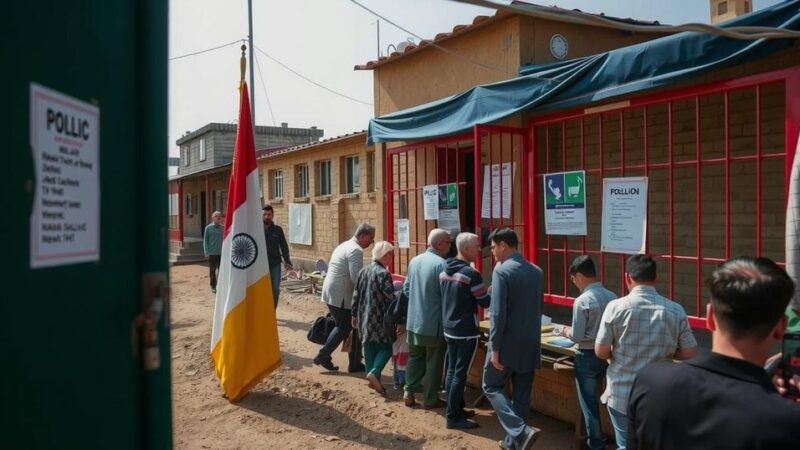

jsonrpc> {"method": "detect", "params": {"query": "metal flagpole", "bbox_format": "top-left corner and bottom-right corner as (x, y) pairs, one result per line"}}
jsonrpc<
(248, 0), (255, 124)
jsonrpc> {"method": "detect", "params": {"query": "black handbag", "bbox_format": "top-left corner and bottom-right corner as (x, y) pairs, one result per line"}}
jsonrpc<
(307, 313), (336, 345)
(383, 290), (408, 340)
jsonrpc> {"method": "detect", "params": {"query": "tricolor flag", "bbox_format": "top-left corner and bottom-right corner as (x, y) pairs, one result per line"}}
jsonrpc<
(211, 80), (282, 401)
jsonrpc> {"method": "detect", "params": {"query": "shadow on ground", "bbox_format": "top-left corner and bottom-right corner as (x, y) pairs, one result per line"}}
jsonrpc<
(239, 391), (427, 449)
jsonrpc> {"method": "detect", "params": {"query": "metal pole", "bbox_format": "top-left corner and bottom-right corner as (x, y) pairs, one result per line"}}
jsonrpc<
(248, 0), (255, 124)
(376, 20), (380, 58)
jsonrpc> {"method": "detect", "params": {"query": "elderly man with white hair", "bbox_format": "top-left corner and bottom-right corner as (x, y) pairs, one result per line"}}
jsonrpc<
(402, 228), (453, 409)
(440, 232), (490, 429)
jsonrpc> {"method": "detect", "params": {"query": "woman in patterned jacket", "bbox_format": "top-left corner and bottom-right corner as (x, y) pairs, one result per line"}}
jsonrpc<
(352, 241), (396, 396)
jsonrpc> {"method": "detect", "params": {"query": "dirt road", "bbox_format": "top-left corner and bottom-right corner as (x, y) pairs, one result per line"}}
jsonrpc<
(170, 264), (576, 449)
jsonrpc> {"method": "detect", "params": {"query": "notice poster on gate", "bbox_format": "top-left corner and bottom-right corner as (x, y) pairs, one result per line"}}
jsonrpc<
(423, 185), (439, 220)
(481, 162), (515, 219)
(601, 177), (648, 254)
(396, 219), (410, 249)
(29, 83), (100, 268)
(437, 183), (461, 233)
(543, 170), (587, 235)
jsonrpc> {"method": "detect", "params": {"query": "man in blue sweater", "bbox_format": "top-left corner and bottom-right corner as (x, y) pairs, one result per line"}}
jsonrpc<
(440, 232), (490, 429)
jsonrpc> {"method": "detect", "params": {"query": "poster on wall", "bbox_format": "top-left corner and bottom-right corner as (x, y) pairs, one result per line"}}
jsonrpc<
(481, 162), (515, 219)
(288, 203), (312, 245)
(543, 170), (587, 235)
(423, 185), (439, 220)
(396, 219), (410, 249)
(29, 83), (100, 268)
(437, 183), (461, 233)
(601, 177), (648, 254)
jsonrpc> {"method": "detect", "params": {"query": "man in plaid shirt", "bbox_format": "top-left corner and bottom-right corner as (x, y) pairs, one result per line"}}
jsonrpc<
(595, 255), (698, 450)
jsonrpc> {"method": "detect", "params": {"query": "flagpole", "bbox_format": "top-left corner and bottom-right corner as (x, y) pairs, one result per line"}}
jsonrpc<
(240, 44), (247, 86)
(248, 0), (255, 124)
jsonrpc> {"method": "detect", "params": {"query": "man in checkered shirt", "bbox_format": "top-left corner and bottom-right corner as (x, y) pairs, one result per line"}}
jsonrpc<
(595, 254), (698, 450)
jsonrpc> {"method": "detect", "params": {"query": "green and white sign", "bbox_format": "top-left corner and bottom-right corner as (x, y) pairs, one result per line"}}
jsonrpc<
(543, 170), (587, 235)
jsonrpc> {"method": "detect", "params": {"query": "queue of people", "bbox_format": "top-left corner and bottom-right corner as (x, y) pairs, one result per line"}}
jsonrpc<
(204, 210), (799, 449)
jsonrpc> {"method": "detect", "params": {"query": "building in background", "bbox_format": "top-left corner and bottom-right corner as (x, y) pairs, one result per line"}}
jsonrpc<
(168, 122), (323, 262)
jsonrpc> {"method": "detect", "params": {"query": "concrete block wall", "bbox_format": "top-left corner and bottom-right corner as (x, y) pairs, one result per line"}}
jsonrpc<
(259, 136), (380, 270)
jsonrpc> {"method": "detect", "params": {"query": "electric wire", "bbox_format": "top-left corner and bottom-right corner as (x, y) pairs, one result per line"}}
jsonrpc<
(254, 46), (373, 106)
(348, 0), (522, 77)
(169, 38), (244, 61)
(253, 52), (278, 126)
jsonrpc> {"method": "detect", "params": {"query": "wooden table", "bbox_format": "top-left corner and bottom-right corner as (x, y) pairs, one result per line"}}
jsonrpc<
(478, 320), (578, 358)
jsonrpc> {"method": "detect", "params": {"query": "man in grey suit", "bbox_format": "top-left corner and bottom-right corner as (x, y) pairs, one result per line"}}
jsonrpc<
(313, 223), (375, 372)
(483, 228), (543, 450)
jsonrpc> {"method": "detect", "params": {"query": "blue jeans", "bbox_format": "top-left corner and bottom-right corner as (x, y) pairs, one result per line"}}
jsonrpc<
(483, 350), (534, 442)
(270, 264), (281, 308)
(608, 406), (627, 450)
(574, 349), (608, 450)
(444, 337), (478, 422)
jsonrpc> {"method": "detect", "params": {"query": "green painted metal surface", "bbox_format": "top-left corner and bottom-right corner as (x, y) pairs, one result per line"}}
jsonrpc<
(1, 1), (171, 448)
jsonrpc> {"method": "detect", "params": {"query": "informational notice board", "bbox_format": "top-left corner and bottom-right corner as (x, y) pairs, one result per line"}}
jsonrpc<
(396, 219), (410, 249)
(481, 162), (515, 219)
(601, 177), (648, 254)
(543, 170), (587, 235)
(29, 83), (100, 268)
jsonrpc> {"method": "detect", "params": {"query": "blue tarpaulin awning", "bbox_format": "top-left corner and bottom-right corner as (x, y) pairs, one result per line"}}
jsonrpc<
(368, 1), (800, 144)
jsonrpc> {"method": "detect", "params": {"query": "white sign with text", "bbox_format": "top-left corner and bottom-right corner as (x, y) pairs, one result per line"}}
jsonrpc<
(30, 83), (100, 268)
(601, 177), (648, 254)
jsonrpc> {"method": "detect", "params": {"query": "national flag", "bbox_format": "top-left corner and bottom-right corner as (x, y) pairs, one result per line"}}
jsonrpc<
(210, 80), (281, 401)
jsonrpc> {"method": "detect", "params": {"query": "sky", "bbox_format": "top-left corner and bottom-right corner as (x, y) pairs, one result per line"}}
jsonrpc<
(168, 0), (785, 157)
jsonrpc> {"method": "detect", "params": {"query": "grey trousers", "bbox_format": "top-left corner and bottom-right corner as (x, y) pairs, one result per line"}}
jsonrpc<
(482, 350), (535, 442)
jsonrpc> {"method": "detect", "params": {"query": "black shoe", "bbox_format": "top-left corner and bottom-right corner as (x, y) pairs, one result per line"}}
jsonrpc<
(460, 409), (476, 418)
(515, 426), (541, 450)
(313, 356), (339, 371)
(211, 288), (216, 294)
(446, 419), (479, 430)
(347, 364), (366, 373)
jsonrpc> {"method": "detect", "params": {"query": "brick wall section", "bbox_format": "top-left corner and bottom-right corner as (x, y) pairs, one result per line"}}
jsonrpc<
(258, 135), (381, 269)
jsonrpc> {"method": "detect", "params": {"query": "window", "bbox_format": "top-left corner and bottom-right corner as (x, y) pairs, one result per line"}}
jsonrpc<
(182, 145), (190, 166)
(345, 155), (360, 194)
(269, 169), (284, 199)
(717, 1), (728, 15)
(367, 151), (376, 192)
(258, 168), (265, 199)
(168, 193), (179, 228)
(295, 164), (310, 198)
(317, 160), (332, 196)
(212, 189), (227, 214)
(199, 138), (206, 161)
(184, 193), (195, 216)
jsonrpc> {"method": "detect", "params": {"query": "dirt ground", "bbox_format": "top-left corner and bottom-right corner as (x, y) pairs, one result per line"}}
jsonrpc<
(170, 263), (577, 449)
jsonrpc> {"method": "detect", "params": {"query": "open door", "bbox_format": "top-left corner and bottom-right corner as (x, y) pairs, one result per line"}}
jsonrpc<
(472, 124), (532, 280)
(2, 1), (171, 448)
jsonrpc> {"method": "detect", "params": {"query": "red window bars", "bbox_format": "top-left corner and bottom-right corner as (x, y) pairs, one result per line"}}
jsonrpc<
(529, 67), (800, 329)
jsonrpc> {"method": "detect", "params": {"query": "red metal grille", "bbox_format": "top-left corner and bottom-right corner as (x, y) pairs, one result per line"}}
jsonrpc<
(529, 67), (800, 329)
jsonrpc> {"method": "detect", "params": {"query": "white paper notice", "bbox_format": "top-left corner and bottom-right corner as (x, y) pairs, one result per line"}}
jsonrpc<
(601, 177), (648, 254)
(30, 83), (100, 268)
(423, 185), (439, 220)
(481, 162), (515, 219)
(397, 219), (410, 249)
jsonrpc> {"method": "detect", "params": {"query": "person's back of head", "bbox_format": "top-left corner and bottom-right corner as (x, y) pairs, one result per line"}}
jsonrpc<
(708, 256), (794, 340)
(427, 228), (451, 256)
(625, 254), (657, 286)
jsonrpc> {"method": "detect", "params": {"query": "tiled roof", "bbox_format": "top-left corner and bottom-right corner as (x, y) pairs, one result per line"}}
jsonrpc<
(354, 1), (662, 71)
(257, 130), (368, 160)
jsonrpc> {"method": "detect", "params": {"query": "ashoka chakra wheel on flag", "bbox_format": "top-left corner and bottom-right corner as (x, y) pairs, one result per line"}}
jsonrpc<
(230, 233), (258, 269)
